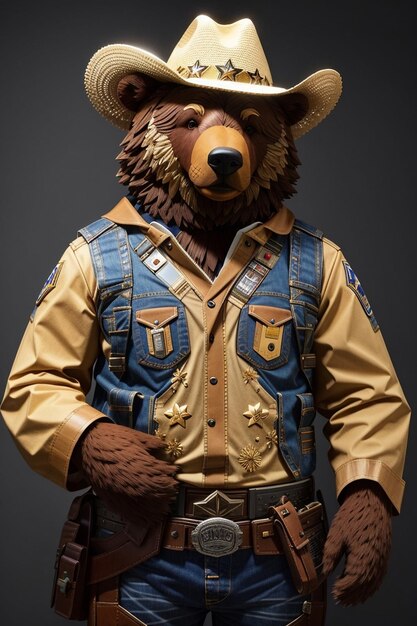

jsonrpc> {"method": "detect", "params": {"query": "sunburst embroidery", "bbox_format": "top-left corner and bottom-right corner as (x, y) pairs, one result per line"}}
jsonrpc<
(166, 438), (184, 458)
(265, 430), (278, 449)
(238, 444), (262, 473)
(242, 367), (259, 385)
(171, 368), (189, 388)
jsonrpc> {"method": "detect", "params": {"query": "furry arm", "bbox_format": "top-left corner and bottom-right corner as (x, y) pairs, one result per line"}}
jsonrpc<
(80, 422), (178, 524)
(322, 480), (392, 606)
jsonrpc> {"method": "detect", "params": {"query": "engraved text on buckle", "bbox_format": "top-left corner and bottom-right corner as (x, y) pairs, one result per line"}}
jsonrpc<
(191, 517), (243, 557)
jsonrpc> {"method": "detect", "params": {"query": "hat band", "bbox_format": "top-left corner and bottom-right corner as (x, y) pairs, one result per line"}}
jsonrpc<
(176, 58), (271, 86)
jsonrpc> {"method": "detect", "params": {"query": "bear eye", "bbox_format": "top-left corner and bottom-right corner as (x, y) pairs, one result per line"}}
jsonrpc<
(244, 124), (256, 136)
(187, 119), (198, 130)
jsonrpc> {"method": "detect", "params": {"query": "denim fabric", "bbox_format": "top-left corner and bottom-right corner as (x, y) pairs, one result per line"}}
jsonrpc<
(78, 216), (323, 480)
(119, 548), (308, 626)
(79, 214), (324, 624)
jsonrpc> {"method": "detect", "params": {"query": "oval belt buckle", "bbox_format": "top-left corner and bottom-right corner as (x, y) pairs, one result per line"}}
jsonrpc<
(191, 517), (243, 557)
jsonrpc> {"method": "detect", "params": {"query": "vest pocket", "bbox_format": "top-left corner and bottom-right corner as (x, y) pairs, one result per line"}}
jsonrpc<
(297, 392), (316, 476)
(132, 299), (190, 370)
(108, 388), (144, 428)
(237, 304), (293, 370)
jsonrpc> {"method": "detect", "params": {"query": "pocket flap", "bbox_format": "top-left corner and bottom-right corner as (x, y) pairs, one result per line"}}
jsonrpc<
(136, 306), (178, 329)
(248, 305), (292, 327)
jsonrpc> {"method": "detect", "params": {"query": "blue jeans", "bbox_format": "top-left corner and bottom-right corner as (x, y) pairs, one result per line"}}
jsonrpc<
(119, 547), (308, 625)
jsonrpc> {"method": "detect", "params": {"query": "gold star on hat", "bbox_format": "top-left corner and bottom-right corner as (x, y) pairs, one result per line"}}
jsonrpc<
(215, 58), (242, 81)
(187, 59), (209, 78)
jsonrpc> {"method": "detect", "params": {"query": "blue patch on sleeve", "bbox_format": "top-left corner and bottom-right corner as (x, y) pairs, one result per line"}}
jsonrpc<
(35, 262), (64, 307)
(343, 261), (379, 332)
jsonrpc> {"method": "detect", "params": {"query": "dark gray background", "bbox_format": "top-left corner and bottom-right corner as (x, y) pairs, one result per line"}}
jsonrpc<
(0, 1), (415, 624)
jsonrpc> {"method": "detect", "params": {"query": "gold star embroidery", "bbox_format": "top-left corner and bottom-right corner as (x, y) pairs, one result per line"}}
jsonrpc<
(266, 430), (278, 449)
(166, 438), (183, 458)
(242, 367), (259, 385)
(187, 60), (209, 78)
(238, 444), (262, 473)
(171, 368), (188, 388)
(243, 402), (269, 427)
(216, 59), (242, 81)
(164, 403), (192, 428)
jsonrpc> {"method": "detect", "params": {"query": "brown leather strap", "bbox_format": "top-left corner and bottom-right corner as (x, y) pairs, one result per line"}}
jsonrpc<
(90, 577), (146, 626)
(88, 522), (164, 585)
(163, 516), (283, 555)
(286, 584), (326, 626)
(174, 478), (315, 519)
(88, 515), (281, 587)
(307, 583), (327, 626)
(271, 499), (318, 595)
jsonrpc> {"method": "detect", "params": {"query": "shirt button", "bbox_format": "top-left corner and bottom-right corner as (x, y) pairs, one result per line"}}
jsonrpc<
(207, 419), (216, 427)
(209, 333), (215, 343)
(207, 300), (216, 308)
(209, 377), (218, 385)
(244, 239), (252, 247)
(166, 241), (173, 250)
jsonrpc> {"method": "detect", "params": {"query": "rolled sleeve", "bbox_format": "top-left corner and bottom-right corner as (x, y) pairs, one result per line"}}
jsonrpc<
(314, 240), (410, 513)
(1, 238), (107, 489)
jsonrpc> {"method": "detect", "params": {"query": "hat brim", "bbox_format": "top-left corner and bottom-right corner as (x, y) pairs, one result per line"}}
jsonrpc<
(85, 43), (342, 138)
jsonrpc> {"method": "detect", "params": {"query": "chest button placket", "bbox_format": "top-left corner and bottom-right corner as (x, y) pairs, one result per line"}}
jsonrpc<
(202, 237), (258, 486)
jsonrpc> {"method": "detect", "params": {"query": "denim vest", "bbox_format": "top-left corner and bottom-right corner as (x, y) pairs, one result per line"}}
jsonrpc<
(79, 216), (323, 481)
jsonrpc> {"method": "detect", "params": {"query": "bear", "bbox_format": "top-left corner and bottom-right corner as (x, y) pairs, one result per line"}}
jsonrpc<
(1, 14), (409, 626)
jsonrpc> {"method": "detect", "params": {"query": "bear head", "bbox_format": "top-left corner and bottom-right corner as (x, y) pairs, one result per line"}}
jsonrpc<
(116, 73), (308, 275)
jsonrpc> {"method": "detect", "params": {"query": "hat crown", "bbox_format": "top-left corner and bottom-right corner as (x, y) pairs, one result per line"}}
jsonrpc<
(84, 14), (342, 136)
(167, 15), (273, 85)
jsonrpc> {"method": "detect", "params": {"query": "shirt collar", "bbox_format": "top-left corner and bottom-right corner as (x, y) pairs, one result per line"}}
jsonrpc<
(103, 196), (295, 246)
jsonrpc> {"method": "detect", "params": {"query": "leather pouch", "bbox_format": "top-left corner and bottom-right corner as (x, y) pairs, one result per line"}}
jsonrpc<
(52, 540), (89, 619)
(270, 496), (326, 595)
(51, 492), (94, 620)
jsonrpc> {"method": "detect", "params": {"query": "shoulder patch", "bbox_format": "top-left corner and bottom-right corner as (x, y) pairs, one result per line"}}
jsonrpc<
(343, 261), (379, 332)
(36, 262), (64, 306)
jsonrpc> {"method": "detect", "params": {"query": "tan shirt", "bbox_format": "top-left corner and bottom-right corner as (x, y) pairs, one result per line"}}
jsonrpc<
(1, 199), (410, 512)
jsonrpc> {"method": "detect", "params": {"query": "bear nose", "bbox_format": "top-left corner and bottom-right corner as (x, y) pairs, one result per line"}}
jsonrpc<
(208, 147), (243, 177)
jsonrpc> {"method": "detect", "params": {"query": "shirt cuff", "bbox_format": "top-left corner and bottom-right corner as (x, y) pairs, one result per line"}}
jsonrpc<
(48, 405), (108, 489)
(335, 458), (405, 514)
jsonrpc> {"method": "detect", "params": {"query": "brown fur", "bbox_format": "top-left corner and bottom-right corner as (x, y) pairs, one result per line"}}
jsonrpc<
(81, 422), (178, 524)
(323, 481), (392, 605)
(116, 79), (306, 275)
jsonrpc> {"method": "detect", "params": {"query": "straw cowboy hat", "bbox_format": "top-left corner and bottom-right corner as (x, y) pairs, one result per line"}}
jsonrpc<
(85, 14), (342, 138)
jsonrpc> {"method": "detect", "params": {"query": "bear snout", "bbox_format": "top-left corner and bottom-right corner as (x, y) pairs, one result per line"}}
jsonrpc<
(207, 147), (243, 178)
(189, 125), (251, 201)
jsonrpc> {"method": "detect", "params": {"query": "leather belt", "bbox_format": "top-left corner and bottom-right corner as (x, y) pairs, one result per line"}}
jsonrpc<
(94, 478), (315, 557)
(174, 478), (314, 521)
(163, 516), (283, 556)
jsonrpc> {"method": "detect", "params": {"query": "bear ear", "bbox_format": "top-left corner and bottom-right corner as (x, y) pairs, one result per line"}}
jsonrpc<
(277, 92), (309, 126)
(117, 72), (159, 112)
